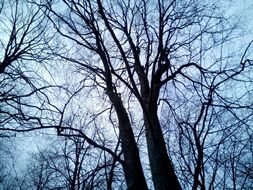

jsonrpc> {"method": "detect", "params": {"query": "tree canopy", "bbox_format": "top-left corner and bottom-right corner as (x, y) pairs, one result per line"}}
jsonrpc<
(0, 0), (253, 189)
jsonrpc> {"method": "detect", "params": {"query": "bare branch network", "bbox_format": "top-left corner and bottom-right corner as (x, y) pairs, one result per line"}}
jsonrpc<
(0, 0), (252, 189)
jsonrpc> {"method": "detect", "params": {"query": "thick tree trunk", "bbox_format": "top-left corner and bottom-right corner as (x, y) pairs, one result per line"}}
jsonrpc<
(108, 91), (148, 190)
(143, 84), (181, 190)
(144, 111), (181, 190)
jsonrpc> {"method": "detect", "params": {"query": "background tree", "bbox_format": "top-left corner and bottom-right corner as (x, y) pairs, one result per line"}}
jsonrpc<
(0, 0), (61, 133)
(0, 0), (63, 188)
(21, 133), (124, 190)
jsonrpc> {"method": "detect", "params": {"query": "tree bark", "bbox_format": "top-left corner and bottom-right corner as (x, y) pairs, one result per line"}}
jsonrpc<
(143, 84), (182, 190)
(108, 91), (148, 190)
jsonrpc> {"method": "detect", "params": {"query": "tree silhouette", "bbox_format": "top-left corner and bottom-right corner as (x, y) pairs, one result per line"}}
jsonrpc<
(0, 0), (252, 189)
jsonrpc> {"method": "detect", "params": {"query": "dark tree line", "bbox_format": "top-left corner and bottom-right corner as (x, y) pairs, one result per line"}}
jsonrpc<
(0, 0), (253, 189)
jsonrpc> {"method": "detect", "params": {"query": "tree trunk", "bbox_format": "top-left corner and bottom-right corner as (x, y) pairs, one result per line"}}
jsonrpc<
(108, 91), (148, 190)
(143, 84), (181, 190)
(144, 112), (181, 190)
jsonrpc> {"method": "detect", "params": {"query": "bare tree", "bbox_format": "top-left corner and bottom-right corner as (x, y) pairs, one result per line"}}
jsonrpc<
(0, 0), (252, 189)
(0, 1), (63, 188)
(0, 0), (61, 132)
(21, 133), (123, 190)
(31, 0), (252, 189)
